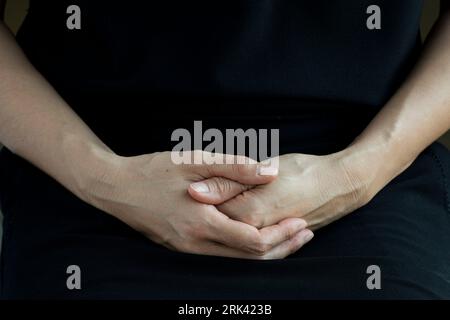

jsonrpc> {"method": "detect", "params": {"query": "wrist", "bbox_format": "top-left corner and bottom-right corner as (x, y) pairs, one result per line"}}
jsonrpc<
(337, 134), (415, 201)
(62, 134), (125, 206)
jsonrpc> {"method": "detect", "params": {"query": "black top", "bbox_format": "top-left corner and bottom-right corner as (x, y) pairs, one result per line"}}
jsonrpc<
(17, 0), (424, 155)
(5, 1), (450, 301)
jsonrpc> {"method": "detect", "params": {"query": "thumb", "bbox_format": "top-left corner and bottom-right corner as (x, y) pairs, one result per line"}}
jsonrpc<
(188, 177), (252, 205)
(188, 154), (279, 185)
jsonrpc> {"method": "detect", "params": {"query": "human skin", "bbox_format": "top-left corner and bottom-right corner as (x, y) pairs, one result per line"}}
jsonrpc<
(0, 1), (313, 259)
(1, 1), (449, 259)
(189, 3), (450, 231)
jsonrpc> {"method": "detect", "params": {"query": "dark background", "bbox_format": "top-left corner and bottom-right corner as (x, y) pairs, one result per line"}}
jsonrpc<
(0, 0), (448, 266)
(2, 0), (449, 147)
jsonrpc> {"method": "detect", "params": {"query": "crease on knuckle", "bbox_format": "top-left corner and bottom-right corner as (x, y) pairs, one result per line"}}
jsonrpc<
(211, 177), (233, 194)
(282, 224), (297, 241)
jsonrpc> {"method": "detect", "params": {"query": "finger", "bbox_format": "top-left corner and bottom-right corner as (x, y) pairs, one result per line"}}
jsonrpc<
(189, 229), (314, 260)
(188, 177), (252, 205)
(208, 210), (306, 255)
(260, 229), (314, 260)
(259, 218), (308, 249)
(217, 190), (269, 228)
(187, 153), (279, 185)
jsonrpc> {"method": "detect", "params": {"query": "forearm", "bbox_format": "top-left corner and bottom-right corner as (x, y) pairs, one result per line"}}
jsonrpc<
(341, 11), (450, 197)
(0, 22), (118, 202)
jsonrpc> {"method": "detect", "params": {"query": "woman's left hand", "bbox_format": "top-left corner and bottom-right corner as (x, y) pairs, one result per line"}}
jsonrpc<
(188, 151), (381, 230)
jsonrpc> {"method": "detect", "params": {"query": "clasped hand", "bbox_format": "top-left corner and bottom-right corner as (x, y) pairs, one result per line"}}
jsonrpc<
(87, 150), (376, 260)
(189, 152), (374, 232)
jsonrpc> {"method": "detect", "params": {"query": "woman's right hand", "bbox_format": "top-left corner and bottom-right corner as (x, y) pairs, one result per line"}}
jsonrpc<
(80, 151), (314, 259)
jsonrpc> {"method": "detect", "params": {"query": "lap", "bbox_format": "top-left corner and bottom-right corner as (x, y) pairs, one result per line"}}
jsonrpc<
(1, 143), (449, 299)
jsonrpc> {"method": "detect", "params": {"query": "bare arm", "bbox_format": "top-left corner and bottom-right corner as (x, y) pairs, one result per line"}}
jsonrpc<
(345, 3), (450, 198)
(0, 8), (309, 258)
(191, 4), (450, 230)
(0, 14), (115, 202)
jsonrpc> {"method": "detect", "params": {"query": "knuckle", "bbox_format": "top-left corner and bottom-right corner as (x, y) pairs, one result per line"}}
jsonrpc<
(213, 178), (233, 193)
(206, 178), (220, 193)
(284, 224), (299, 240)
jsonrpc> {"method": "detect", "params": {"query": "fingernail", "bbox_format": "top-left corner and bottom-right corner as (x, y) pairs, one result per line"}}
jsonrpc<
(303, 231), (314, 243)
(257, 166), (279, 176)
(190, 182), (210, 193)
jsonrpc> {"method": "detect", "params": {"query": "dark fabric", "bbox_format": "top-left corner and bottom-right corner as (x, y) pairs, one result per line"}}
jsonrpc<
(16, 0), (424, 156)
(1, 143), (450, 299)
(21, 0), (424, 104)
(2, 0), (450, 299)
